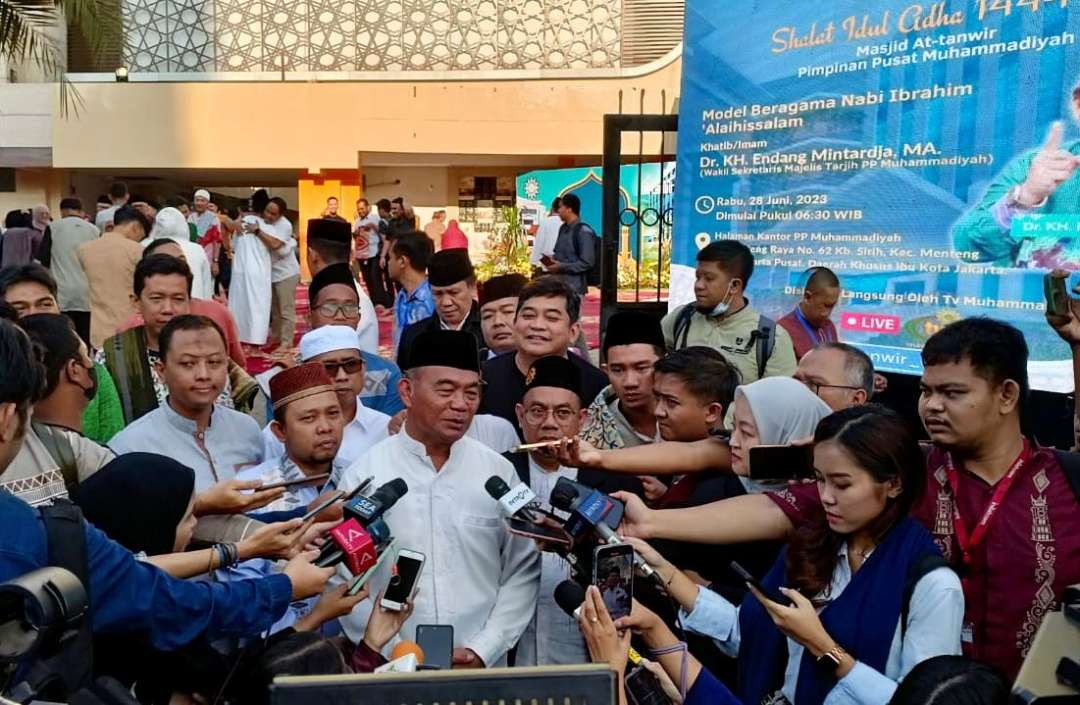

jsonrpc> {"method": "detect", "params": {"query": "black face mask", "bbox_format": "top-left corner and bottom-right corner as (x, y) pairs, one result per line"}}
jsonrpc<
(82, 362), (99, 402)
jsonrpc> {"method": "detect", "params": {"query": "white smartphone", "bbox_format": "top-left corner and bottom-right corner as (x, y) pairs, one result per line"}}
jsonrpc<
(380, 549), (425, 612)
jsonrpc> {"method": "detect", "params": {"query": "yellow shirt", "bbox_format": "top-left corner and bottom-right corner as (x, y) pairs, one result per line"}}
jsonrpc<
(660, 300), (797, 384)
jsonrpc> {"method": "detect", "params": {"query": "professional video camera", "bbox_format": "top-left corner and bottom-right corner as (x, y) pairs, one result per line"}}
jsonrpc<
(1012, 583), (1080, 703)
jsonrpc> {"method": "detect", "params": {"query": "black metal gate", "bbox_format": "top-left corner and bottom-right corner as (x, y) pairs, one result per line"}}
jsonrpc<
(600, 113), (679, 333)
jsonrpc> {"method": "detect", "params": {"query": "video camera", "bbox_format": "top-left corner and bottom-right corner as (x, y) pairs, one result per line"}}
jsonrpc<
(1012, 583), (1080, 703)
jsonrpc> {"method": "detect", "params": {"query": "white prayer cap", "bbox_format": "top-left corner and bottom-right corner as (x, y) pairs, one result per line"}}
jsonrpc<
(194, 189), (211, 201)
(299, 325), (361, 361)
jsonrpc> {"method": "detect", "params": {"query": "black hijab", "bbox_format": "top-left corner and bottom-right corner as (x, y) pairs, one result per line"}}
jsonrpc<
(74, 452), (196, 556)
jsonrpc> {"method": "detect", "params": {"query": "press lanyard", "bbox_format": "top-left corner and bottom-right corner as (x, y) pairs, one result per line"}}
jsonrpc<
(794, 306), (833, 345)
(944, 439), (1030, 567)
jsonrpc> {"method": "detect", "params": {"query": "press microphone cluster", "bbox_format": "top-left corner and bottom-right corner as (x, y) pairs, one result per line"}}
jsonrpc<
(549, 479), (661, 585)
(315, 478), (408, 573)
(553, 581), (672, 705)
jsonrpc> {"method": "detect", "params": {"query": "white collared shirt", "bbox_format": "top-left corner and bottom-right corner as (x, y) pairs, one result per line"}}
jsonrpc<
(336, 423), (540, 666)
(515, 457), (588, 666)
(465, 413), (521, 453)
(260, 402), (390, 468)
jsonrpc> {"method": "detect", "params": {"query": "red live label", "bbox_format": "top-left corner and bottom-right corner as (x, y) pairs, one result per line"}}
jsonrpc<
(841, 313), (901, 334)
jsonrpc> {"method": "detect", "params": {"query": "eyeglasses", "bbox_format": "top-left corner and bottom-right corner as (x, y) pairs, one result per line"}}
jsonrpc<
(801, 379), (861, 395)
(321, 358), (364, 376)
(314, 303), (360, 318)
(524, 406), (577, 424)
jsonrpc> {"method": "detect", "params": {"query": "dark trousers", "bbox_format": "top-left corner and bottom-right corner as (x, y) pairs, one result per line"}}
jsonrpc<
(356, 257), (392, 308)
(64, 310), (91, 345)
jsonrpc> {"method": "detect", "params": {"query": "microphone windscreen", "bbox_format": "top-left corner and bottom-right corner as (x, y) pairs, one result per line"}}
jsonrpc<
(550, 484), (577, 511)
(378, 478), (408, 504)
(484, 475), (510, 500)
(554, 580), (586, 617)
(391, 640), (425, 665)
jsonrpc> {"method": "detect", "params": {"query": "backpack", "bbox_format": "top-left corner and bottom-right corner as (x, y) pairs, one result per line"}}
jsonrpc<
(672, 303), (777, 380)
(33, 421), (78, 496)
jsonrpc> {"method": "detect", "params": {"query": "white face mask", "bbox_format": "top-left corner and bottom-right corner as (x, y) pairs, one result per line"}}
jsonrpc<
(707, 281), (738, 317)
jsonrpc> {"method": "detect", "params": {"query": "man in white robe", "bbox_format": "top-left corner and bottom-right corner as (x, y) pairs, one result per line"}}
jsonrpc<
(229, 213), (273, 345)
(337, 329), (539, 667)
(145, 207), (214, 300)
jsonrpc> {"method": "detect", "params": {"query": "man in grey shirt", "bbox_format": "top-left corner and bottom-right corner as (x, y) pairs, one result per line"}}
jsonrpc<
(541, 193), (596, 295)
(47, 198), (100, 343)
(109, 313), (263, 491)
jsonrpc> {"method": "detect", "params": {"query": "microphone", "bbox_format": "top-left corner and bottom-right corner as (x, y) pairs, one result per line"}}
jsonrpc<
(550, 486), (659, 583)
(376, 641), (425, 673)
(326, 520), (378, 574)
(553, 580), (672, 705)
(484, 476), (545, 522)
(315, 479), (408, 568)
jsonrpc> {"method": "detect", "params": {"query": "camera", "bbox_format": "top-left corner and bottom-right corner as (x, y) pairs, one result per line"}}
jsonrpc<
(1012, 583), (1080, 703)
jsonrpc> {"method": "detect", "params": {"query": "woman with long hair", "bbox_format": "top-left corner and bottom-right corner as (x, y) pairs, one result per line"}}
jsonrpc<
(629, 405), (964, 705)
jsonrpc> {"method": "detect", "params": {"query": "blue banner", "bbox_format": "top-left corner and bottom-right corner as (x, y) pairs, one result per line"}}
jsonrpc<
(674, 0), (1080, 390)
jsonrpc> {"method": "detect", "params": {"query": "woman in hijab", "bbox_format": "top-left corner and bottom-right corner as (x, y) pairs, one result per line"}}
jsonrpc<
(729, 376), (833, 493)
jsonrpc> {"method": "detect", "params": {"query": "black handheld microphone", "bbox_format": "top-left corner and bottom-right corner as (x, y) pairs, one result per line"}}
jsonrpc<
(315, 478), (408, 568)
(550, 484), (660, 584)
(484, 476), (546, 523)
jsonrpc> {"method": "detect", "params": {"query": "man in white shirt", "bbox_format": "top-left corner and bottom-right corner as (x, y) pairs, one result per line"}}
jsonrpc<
(262, 197), (300, 351)
(529, 197), (562, 273)
(48, 197), (99, 343)
(337, 329), (539, 667)
(262, 326), (389, 465)
(352, 198), (385, 308)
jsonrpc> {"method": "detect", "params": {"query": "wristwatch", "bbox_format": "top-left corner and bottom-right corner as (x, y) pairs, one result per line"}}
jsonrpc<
(1006, 185), (1048, 210)
(816, 644), (848, 675)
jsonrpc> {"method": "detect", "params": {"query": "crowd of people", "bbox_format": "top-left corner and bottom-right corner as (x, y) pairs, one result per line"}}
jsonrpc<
(0, 183), (1077, 705)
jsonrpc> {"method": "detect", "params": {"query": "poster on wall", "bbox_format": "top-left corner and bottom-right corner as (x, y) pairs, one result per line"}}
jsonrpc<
(674, 0), (1080, 390)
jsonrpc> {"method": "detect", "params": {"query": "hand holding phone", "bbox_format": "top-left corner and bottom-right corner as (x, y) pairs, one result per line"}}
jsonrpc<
(259, 473), (330, 491)
(731, 560), (792, 607)
(300, 490), (345, 522)
(381, 549), (425, 612)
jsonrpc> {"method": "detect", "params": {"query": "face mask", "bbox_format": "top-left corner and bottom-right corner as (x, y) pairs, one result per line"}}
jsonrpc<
(707, 281), (738, 318)
(81, 362), (99, 402)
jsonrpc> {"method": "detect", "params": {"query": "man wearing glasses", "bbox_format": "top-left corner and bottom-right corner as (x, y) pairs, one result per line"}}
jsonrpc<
(261, 325), (389, 466)
(791, 342), (874, 412)
(305, 263), (405, 417)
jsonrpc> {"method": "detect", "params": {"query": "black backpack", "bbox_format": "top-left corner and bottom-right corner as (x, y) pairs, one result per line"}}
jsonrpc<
(672, 303), (777, 380)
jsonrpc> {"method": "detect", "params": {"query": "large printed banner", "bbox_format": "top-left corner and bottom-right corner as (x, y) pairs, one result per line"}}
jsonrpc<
(673, 0), (1080, 390)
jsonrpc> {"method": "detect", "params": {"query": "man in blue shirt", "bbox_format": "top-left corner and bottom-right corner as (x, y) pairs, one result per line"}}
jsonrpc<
(0, 319), (333, 668)
(388, 232), (435, 352)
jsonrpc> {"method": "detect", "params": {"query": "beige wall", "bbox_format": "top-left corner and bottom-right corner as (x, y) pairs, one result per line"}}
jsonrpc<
(51, 58), (681, 170)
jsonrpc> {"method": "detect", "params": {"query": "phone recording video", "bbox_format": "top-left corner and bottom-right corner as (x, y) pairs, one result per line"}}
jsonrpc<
(381, 549), (425, 611)
(748, 444), (815, 481)
(592, 544), (634, 621)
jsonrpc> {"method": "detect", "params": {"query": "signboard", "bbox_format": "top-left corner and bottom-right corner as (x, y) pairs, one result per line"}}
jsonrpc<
(674, 0), (1080, 390)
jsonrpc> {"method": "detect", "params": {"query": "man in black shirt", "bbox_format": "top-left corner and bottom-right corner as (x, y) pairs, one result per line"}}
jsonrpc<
(478, 278), (607, 439)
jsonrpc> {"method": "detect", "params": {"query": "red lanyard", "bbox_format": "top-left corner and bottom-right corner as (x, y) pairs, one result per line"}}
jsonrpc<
(944, 439), (1030, 567)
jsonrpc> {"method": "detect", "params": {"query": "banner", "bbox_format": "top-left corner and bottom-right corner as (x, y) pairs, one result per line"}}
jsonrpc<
(674, 0), (1080, 390)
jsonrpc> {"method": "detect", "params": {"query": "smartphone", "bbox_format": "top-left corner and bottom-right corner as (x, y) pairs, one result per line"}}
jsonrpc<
(346, 539), (397, 596)
(592, 543), (634, 621)
(380, 549), (425, 611)
(731, 560), (792, 606)
(1044, 273), (1070, 317)
(300, 490), (345, 522)
(415, 624), (453, 670)
(748, 444), (815, 481)
(506, 517), (572, 546)
(259, 473), (331, 491)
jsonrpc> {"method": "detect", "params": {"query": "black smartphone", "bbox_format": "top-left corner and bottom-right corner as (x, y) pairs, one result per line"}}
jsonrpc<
(731, 560), (792, 606)
(748, 444), (815, 481)
(259, 473), (331, 491)
(300, 490), (345, 522)
(343, 476), (374, 501)
(506, 517), (572, 546)
(415, 624), (453, 670)
(592, 544), (634, 620)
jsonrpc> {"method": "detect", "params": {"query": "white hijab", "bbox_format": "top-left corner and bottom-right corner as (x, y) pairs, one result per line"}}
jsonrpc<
(735, 376), (832, 445)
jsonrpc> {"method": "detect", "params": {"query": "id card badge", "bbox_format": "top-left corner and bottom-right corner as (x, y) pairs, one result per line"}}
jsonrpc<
(961, 622), (974, 644)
